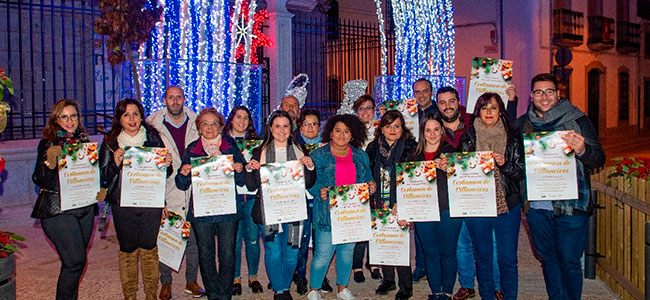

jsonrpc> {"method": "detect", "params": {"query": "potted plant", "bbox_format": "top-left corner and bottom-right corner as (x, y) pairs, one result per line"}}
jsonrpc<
(0, 231), (24, 300)
(0, 66), (13, 133)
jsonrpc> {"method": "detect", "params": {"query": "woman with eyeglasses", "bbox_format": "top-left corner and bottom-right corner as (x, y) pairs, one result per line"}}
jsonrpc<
(175, 107), (246, 300)
(32, 99), (96, 300)
(245, 110), (316, 300)
(295, 109), (322, 145)
(99, 99), (173, 300)
(365, 110), (418, 300)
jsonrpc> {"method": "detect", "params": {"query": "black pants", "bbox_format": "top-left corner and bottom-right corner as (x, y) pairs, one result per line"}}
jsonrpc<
(352, 241), (370, 270)
(41, 205), (95, 300)
(193, 221), (239, 300)
(382, 265), (413, 292)
(111, 205), (162, 253)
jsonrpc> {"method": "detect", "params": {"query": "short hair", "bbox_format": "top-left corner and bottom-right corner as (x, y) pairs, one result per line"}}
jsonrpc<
(435, 86), (459, 101)
(530, 73), (558, 91)
(195, 107), (225, 131)
(321, 114), (367, 149)
(164, 86), (185, 98)
(412, 78), (433, 91)
(374, 110), (414, 141)
(353, 94), (375, 112)
(297, 109), (321, 127)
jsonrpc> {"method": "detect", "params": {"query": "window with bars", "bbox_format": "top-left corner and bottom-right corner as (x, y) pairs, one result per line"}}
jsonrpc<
(619, 71), (629, 121)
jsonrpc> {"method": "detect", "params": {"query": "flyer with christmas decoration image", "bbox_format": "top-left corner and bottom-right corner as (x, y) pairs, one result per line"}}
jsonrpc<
(328, 183), (371, 245)
(466, 57), (513, 113)
(260, 160), (308, 225)
(120, 146), (168, 208)
(58, 142), (100, 211)
(190, 155), (237, 217)
(446, 151), (497, 217)
(236, 139), (263, 162)
(523, 131), (578, 201)
(157, 211), (190, 272)
(304, 143), (328, 155)
(369, 208), (410, 266)
(381, 99), (419, 141)
(395, 161), (440, 222)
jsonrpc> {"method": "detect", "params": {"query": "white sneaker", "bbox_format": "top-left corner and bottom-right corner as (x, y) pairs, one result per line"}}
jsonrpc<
(337, 288), (357, 300)
(308, 290), (323, 300)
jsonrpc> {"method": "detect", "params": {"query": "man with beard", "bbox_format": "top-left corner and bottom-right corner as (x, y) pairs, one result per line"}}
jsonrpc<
(280, 95), (301, 130)
(435, 87), (472, 150)
(147, 86), (204, 300)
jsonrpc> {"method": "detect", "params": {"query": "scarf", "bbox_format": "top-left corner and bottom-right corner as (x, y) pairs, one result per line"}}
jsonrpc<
(374, 136), (407, 209)
(474, 118), (508, 214)
(56, 127), (90, 145)
(301, 133), (322, 144)
(201, 134), (221, 156)
(118, 126), (147, 148)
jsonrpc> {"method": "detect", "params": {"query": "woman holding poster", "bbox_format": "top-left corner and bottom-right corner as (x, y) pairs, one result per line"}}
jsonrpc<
(31, 99), (96, 299)
(365, 110), (417, 299)
(175, 107), (246, 300)
(244, 110), (315, 300)
(305, 114), (375, 300)
(459, 93), (524, 300)
(99, 99), (172, 300)
(407, 113), (462, 300)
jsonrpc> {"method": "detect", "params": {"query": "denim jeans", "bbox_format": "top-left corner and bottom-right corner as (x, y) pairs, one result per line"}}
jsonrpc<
(456, 221), (501, 290)
(494, 205), (521, 300)
(309, 230), (355, 289)
(160, 226), (199, 285)
(193, 221), (239, 300)
(413, 228), (425, 274)
(264, 223), (300, 293)
(464, 217), (497, 300)
(414, 210), (462, 294)
(41, 205), (94, 300)
(234, 196), (264, 279)
(296, 203), (313, 278)
(527, 208), (588, 300)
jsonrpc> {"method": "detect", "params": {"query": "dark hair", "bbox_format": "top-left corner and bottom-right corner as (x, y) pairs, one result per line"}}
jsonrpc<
(259, 110), (299, 150)
(223, 105), (259, 139)
(413, 113), (447, 156)
(321, 114), (367, 149)
(412, 78), (433, 91)
(196, 107), (225, 133)
(107, 99), (153, 144)
(530, 73), (558, 91)
(435, 86), (459, 101)
(297, 109), (321, 128)
(43, 99), (86, 142)
(374, 110), (414, 142)
(472, 93), (511, 132)
(353, 94), (375, 112)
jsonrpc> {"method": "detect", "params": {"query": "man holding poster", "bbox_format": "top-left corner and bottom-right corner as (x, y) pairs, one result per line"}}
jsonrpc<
(515, 73), (605, 299)
(147, 86), (204, 299)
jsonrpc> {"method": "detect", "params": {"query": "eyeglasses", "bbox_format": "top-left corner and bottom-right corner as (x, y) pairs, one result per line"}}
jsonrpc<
(57, 114), (79, 122)
(201, 122), (220, 128)
(357, 106), (375, 112)
(532, 89), (556, 97)
(302, 122), (318, 128)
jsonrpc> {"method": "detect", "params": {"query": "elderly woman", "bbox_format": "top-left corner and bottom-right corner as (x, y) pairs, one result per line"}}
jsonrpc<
(99, 99), (173, 300)
(175, 108), (246, 300)
(366, 110), (418, 300)
(32, 99), (97, 300)
(245, 110), (315, 300)
(306, 114), (375, 300)
(295, 109), (322, 144)
(459, 93), (524, 300)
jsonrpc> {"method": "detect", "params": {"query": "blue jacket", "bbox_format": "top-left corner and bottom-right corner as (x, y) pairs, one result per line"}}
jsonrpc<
(175, 137), (246, 223)
(308, 143), (374, 232)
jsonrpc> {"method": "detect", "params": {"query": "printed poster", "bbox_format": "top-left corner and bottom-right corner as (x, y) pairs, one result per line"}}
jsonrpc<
(466, 57), (513, 113)
(329, 183), (372, 245)
(447, 151), (497, 217)
(157, 212), (190, 272)
(523, 131), (579, 201)
(191, 155), (237, 217)
(304, 143), (327, 155)
(395, 161), (440, 222)
(260, 160), (308, 225)
(120, 146), (168, 208)
(381, 99), (419, 141)
(58, 142), (100, 211)
(236, 139), (263, 162)
(369, 208), (410, 266)
(363, 120), (379, 150)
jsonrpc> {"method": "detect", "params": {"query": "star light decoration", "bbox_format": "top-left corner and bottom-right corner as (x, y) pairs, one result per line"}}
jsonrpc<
(231, 0), (271, 64)
(337, 80), (368, 115)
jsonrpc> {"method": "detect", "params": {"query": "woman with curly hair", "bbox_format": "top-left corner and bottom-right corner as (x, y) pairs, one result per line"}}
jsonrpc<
(306, 114), (375, 300)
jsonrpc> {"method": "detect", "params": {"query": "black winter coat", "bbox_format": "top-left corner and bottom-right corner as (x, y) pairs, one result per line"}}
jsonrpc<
(407, 143), (456, 211)
(366, 137), (418, 209)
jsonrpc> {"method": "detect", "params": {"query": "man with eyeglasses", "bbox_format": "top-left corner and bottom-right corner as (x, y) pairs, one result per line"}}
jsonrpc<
(146, 86), (205, 300)
(514, 73), (605, 300)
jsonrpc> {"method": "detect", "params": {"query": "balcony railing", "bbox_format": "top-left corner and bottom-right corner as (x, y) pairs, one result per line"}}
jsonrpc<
(553, 8), (584, 47)
(616, 21), (641, 54)
(587, 16), (615, 51)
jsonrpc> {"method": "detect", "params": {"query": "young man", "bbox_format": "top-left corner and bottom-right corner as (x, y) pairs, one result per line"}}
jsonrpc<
(147, 86), (204, 300)
(514, 73), (605, 300)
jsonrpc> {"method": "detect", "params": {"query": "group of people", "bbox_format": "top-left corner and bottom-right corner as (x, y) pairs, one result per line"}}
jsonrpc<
(32, 72), (605, 300)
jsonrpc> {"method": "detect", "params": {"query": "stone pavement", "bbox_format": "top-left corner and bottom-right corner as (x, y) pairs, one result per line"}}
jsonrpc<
(8, 213), (619, 300)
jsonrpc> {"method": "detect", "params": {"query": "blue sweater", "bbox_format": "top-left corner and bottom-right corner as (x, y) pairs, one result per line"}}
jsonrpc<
(308, 143), (374, 232)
